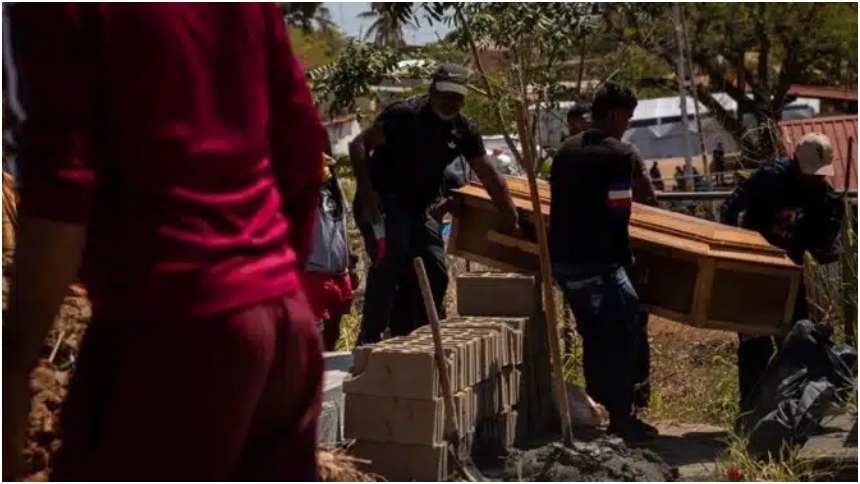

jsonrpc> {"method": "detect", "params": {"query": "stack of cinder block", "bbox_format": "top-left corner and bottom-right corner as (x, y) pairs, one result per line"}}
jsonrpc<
(343, 316), (525, 481)
(456, 272), (555, 442)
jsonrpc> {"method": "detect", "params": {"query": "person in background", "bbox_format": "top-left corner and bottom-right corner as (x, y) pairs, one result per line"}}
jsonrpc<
(720, 132), (845, 412)
(674, 165), (686, 191)
(302, 134), (355, 352)
(567, 103), (591, 138)
(713, 142), (726, 186)
(649, 161), (665, 191)
(349, 64), (520, 344)
(2, 4), (325, 481)
(549, 82), (658, 442)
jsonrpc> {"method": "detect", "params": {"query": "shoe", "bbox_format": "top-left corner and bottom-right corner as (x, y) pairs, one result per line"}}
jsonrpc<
(631, 417), (659, 437)
(607, 418), (657, 443)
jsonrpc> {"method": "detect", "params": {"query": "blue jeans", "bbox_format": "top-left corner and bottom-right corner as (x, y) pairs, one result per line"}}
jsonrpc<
(553, 263), (640, 421)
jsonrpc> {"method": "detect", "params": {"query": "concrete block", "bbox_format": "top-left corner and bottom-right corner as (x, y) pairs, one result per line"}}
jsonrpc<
(318, 351), (354, 443)
(344, 394), (444, 446)
(352, 441), (448, 482)
(456, 273), (538, 317)
(344, 347), (449, 399)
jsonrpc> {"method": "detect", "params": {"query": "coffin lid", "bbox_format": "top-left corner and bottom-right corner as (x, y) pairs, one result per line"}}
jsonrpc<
(454, 176), (798, 268)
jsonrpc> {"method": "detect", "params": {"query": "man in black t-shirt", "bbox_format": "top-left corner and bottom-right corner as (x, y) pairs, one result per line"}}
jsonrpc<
(549, 83), (657, 443)
(349, 64), (520, 343)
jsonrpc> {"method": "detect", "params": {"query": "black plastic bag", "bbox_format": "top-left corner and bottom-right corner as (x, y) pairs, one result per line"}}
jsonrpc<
(738, 320), (856, 459)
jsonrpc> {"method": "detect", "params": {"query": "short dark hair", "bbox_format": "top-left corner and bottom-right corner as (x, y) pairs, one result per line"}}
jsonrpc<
(567, 104), (590, 119)
(591, 82), (638, 121)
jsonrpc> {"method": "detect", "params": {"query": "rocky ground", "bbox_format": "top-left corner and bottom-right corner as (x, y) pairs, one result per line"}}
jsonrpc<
(485, 438), (676, 482)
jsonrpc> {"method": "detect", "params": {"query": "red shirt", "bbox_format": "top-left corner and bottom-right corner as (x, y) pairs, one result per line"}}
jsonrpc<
(5, 3), (324, 317)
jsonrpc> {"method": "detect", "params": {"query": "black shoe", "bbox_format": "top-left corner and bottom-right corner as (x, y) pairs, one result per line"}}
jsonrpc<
(631, 417), (659, 437)
(607, 419), (657, 443)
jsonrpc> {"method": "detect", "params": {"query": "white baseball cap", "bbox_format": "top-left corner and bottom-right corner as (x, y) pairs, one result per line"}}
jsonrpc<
(795, 132), (835, 176)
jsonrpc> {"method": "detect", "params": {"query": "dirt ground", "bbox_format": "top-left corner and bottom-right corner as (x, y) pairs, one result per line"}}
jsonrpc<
(3, 254), (738, 482)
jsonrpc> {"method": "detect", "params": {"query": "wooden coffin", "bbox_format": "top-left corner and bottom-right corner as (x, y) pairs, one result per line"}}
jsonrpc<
(448, 176), (803, 336)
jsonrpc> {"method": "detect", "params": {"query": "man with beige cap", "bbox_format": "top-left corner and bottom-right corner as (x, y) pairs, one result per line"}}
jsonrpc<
(720, 132), (845, 412)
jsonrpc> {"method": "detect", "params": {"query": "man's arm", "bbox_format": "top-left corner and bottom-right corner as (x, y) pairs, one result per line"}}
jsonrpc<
(466, 155), (519, 233)
(629, 146), (658, 206)
(348, 122), (385, 222)
(807, 194), (846, 264)
(459, 121), (518, 232)
(4, 2), (97, 374)
(3, 4), (97, 478)
(719, 170), (763, 226)
(264, 4), (325, 269)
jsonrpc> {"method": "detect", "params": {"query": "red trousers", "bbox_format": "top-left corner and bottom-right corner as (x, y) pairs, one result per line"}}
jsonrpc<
(51, 292), (323, 481)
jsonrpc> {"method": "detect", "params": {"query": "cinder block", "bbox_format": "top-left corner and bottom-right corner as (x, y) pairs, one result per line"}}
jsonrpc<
(411, 327), (490, 387)
(344, 394), (444, 446)
(344, 346), (454, 399)
(352, 440), (448, 482)
(456, 273), (538, 317)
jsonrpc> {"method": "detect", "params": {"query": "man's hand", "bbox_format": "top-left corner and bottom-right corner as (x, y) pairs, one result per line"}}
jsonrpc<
(466, 154), (520, 238)
(500, 214), (523, 239)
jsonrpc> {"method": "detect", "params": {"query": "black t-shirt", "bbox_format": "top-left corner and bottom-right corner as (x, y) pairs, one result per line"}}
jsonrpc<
(369, 96), (485, 211)
(549, 129), (637, 266)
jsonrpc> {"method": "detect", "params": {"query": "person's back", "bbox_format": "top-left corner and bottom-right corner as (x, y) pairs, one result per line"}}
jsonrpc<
(8, 3), (322, 317)
(3, 3), (324, 480)
(550, 130), (635, 266)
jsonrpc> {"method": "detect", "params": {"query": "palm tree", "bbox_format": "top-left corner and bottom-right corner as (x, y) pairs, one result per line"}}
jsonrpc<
(279, 2), (335, 34)
(358, 2), (416, 48)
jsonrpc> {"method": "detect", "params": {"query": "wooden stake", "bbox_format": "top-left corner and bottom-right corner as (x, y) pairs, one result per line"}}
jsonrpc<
(512, 100), (573, 446)
(841, 137), (855, 345)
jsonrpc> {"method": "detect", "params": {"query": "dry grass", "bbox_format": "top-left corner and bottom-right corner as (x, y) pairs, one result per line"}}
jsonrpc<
(715, 432), (822, 482)
(318, 443), (383, 482)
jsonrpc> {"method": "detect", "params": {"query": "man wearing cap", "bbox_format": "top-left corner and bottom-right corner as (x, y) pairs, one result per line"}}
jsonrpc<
(349, 63), (520, 344)
(720, 132), (845, 411)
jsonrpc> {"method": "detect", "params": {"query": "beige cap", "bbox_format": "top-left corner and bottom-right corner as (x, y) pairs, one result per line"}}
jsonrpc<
(795, 132), (834, 176)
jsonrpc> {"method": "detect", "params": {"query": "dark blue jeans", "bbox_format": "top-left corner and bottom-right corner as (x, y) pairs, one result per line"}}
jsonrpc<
(355, 200), (448, 344)
(553, 263), (641, 421)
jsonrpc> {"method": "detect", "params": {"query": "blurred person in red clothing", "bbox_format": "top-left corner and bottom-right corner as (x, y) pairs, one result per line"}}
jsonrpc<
(2, 3), (325, 481)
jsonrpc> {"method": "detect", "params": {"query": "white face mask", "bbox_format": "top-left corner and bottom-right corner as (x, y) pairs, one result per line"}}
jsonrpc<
(433, 106), (457, 122)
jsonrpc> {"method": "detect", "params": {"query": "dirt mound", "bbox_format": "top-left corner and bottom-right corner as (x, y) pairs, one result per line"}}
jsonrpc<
(493, 439), (676, 482)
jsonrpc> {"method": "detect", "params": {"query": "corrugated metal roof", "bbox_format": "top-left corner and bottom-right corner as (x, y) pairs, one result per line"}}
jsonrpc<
(788, 85), (858, 102)
(779, 115), (858, 191)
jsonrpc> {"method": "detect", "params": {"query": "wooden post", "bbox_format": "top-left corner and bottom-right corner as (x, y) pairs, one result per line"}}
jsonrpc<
(841, 137), (855, 345)
(512, 100), (573, 446)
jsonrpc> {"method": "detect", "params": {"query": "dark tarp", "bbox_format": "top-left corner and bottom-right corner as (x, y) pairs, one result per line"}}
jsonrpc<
(738, 320), (857, 459)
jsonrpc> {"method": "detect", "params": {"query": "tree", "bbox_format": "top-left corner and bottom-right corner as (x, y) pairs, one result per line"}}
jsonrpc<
(604, 2), (858, 158)
(280, 2), (335, 33)
(357, 2), (417, 48)
(290, 27), (345, 71)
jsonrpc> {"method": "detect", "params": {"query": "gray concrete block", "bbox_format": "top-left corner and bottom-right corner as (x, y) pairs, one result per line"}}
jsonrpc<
(318, 351), (354, 443)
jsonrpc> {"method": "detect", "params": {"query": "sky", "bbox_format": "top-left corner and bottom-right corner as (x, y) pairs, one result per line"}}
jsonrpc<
(324, 1), (452, 45)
